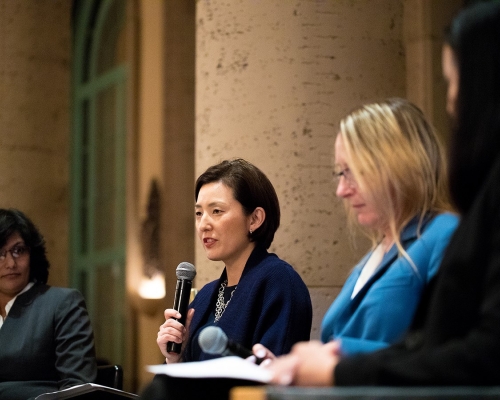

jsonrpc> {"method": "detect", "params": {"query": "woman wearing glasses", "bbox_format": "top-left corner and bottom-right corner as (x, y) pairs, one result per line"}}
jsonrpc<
(268, 2), (500, 387)
(254, 98), (458, 363)
(0, 209), (96, 400)
(320, 98), (458, 355)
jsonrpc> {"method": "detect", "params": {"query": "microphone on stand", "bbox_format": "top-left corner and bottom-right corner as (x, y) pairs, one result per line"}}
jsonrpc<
(166, 262), (196, 354)
(198, 326), (264, 364)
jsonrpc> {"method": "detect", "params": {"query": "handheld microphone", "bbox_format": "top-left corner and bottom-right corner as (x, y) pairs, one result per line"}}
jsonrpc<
(198, 326), (264, 364)
(166, 262), (196, 354)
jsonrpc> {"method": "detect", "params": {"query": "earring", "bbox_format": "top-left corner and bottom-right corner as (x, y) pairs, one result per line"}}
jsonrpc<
(249, 229), (253, 234)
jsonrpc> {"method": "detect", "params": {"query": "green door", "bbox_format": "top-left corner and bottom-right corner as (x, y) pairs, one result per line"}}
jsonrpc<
(71, 0), (127, 366)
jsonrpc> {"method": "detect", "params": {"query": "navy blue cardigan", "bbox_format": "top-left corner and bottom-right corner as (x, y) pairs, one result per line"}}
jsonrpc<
(183, 246), (312, 361)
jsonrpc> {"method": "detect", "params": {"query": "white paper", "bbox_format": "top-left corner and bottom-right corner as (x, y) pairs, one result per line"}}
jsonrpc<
(146, 356), (272, 383)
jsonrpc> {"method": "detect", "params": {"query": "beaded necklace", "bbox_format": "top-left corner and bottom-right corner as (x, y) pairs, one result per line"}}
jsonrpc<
(214, 280), (236, 323)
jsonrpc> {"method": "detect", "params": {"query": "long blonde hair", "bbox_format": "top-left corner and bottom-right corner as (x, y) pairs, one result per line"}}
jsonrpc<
(338, 98), (452, 261)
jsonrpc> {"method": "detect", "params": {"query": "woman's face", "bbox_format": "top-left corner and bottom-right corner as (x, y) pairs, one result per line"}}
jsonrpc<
(442, 44), (459, 118)
(0, 232), (30, 299)
(335, 134), (382, 231)
(195, 181), (256, 269)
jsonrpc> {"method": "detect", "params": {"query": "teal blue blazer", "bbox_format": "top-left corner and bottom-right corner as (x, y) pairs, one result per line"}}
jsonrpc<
(321, 212), (459, 355)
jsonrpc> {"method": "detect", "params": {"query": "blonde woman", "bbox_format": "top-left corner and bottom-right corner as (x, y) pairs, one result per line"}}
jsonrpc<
(319, 98), (458, 355)
(254, 98), (458, 364)
(269, 3), (500, 387)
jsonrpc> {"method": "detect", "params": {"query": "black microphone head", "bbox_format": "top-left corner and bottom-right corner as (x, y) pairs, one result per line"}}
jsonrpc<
(198, 326), (228, 355)
(176, 262), (196, 280)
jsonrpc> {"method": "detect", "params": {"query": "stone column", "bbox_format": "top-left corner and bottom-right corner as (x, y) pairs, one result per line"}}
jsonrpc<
(195, 0), (406, 338)
(404, 0), (463, 142)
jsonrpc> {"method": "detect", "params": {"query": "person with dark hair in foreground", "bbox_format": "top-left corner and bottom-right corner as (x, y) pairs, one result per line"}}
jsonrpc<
(0, 209), (97, 399)
(267, 2), (500, 386)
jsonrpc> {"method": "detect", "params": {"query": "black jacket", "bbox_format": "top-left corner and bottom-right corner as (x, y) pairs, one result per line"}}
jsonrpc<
(0, 284), (97, 399)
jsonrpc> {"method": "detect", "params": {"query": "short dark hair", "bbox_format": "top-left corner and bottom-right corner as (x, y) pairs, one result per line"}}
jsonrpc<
(445, 2), (500, 213)
(0, 209), (50, 283)
(195, 159), (280, 249)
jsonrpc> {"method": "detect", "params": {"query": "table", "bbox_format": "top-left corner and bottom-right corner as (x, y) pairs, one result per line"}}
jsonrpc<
(231, 386), (500, 400)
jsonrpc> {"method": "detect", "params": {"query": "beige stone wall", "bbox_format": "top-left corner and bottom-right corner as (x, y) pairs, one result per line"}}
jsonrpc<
(0, 0), (71, 287)
(405, 0), (443, 121)
(131, 0), (196, 391)
(130, 0), (169, 389)
(404, 0), (463, 143)
(195, 0), (406, 339)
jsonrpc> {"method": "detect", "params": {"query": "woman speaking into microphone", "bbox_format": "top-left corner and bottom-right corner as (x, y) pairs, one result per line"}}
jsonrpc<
(156, 158), (312, 363)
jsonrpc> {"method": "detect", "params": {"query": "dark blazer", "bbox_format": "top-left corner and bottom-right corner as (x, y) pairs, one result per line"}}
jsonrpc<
(183, 246), (312, 361)
(0, 283), (97, 400)
(335, 155), (500, 385)
(321, 213), (458, 355)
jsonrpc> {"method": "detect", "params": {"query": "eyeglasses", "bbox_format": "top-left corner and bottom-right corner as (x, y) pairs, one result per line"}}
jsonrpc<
(333, 167), (357, 188)
(0, 244), (30, 263)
